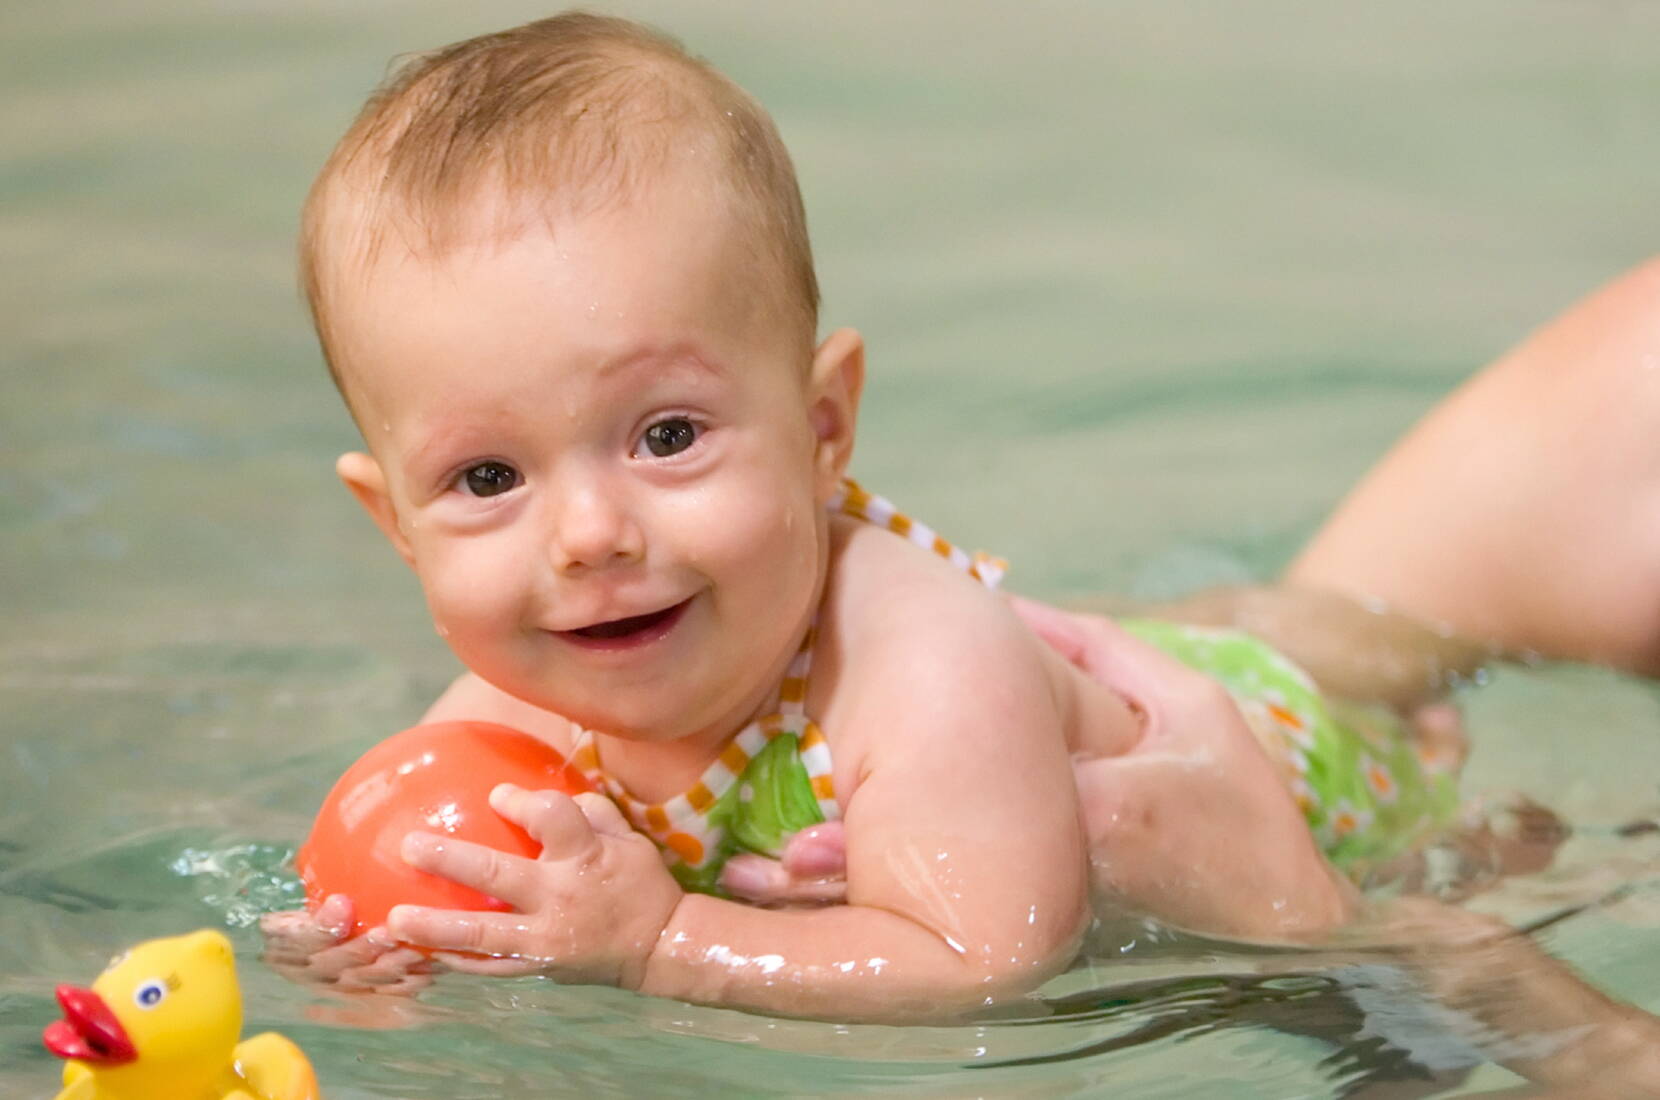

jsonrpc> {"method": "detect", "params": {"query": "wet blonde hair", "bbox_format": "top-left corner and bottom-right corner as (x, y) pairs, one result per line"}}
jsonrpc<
(300, 11), (819, 392)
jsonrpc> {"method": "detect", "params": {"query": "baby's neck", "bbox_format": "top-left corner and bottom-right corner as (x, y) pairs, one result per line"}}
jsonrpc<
(587, 659), (797, 804)
(591, 533), (836, 803)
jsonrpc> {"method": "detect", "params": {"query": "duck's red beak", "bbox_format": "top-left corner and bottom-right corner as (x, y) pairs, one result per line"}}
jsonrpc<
(42, 985), (137, 1065)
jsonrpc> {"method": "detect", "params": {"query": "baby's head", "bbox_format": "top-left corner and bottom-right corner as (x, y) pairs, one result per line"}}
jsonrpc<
(305, 13), (865, 741)
(302, 11), (821, 390)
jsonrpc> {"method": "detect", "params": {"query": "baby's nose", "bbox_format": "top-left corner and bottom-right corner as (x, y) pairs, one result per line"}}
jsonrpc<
(547, 486), (643, 573)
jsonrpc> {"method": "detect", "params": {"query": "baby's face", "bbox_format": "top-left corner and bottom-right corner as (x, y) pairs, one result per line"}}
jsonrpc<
(330, 180), (842, 749)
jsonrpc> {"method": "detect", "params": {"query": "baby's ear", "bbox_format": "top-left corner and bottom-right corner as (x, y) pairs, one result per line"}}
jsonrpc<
(807, 327), (865, 495)
(336, 452), (416, 569)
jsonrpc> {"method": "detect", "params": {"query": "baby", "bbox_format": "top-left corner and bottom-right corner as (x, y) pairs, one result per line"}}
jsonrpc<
(276, 12), (1478, 1021)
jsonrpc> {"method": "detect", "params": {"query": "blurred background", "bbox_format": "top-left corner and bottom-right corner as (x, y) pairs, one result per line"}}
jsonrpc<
(4, 1), (1660, 1095)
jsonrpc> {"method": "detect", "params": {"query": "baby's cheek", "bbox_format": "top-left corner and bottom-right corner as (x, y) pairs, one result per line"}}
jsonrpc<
(727, 499), (818, 605)
(418, 551), (527, 657)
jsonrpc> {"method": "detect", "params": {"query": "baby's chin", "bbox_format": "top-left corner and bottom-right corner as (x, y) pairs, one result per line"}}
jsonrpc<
(554, 680), (778, 747)
(520, 686), (711, 742)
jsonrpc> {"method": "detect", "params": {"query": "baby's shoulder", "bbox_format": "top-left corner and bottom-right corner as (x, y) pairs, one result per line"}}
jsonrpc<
(421, 671), (579, 754)
(811, 517), (1068, 792)
(819, 516), (1047, 699)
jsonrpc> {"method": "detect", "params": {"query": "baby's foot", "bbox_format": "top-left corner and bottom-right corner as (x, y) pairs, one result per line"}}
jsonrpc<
(1367, 796), (1567, 899)
(1465, 794), (1570, 878)
(1408, 700), (1470, 772)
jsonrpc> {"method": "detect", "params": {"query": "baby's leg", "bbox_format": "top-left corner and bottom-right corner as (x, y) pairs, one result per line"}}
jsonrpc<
(1100, 584), (1501, 713)
(1287, 256), (1660, 677)
(1114, 584), (1487, 778)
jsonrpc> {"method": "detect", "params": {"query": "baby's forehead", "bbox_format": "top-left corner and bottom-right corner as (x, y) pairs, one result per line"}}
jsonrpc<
(321, 141), (759, 300)
(325, 195), (803, 415)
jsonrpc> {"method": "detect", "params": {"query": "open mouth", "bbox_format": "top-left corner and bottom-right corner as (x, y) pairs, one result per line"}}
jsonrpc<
(42, 985), (137, 1065)
(560, 598), (691, 649)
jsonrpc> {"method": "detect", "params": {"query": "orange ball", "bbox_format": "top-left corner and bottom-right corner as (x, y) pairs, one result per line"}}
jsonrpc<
(296, 721), (593, 938)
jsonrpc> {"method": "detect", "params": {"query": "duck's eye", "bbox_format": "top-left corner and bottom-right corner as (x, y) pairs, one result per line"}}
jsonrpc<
(134, 979), (167, 1009)
(461, 462), (519, 497)
(640, 418), (698, 458)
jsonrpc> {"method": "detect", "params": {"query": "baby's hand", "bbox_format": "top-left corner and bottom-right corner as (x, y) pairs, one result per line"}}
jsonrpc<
(388, 785), (683, 988)
(259, 894), (433, 994)
(719, 823), (848, 905)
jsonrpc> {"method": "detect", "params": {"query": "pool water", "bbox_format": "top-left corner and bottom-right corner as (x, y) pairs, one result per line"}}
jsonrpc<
(5, 1), (1660, 1095)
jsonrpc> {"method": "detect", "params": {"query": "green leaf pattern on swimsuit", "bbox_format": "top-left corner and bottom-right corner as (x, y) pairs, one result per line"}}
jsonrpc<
(1118, 618), (1461, 872)
(673, 733), (828, 895)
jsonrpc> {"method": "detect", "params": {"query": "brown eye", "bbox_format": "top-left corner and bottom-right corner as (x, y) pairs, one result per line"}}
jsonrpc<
(641, 418), (698, 458)
(462, 462), (519, 497)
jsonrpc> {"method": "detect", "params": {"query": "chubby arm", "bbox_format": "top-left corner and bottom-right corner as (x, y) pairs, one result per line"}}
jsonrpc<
(394, 582), (1090, 1021)
(641, 594), (1090, 1018)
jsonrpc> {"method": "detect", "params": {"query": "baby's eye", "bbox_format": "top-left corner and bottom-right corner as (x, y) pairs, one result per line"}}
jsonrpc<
(459, 461), (520, 497)
(638, 417), (699, 459)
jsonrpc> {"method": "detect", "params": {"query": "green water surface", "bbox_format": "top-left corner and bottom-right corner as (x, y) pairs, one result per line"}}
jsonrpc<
(5, 1), (1660, 1096)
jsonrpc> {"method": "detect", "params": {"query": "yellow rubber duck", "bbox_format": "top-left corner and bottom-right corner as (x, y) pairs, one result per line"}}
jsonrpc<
(42, 929), (320, 1100)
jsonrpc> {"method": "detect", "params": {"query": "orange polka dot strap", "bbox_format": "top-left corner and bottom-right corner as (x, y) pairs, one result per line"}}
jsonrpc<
(569, 624), (837, 893)
(830, 479), (1008, 588)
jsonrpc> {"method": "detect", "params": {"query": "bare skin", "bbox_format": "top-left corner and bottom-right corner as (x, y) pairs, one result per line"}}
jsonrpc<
(262, 592), (1354, 992)
(1288, 256), (1660, 676)
(269, 254), (1660, 1006)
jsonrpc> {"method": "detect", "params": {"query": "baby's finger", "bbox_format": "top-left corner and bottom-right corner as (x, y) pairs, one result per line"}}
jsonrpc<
(260, 894), (355, 958)
(401, 830), (539, 910)
(329, 962), (435, 996)
(304, 926), (400, 978)
(720, 852), (849, 907)
(772, 878), (850, 905)
(431, 951), (541, 977)
(336, 946), (432, 989)
(572, 791), (632, 836)
(376, 973), (437, 996)
(718, 853), (790, 902)
(387, 905), (537, 961)
(489, 784), (602, 861)
(345, 972), (434, 997)
(313, 893), (354, 935)
(259, 913), (326, 963)
(781, 822), (846, 878)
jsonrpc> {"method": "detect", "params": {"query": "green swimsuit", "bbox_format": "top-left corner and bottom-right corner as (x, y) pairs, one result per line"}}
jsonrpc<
(1118, 619), (1460, 870)
(571, 480), (1460, 895)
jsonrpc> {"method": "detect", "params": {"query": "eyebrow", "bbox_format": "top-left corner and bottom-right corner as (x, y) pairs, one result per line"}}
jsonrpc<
(396, 343), (730, 475)
(400, 422), (492, 482)
(593, 343), (730, 386)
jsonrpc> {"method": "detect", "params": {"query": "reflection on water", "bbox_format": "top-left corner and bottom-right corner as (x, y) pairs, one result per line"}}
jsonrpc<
(6, 0), (1660, 1096)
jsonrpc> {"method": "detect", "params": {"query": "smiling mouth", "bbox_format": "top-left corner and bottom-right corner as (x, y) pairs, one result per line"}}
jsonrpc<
(560, 599), (691, 649)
